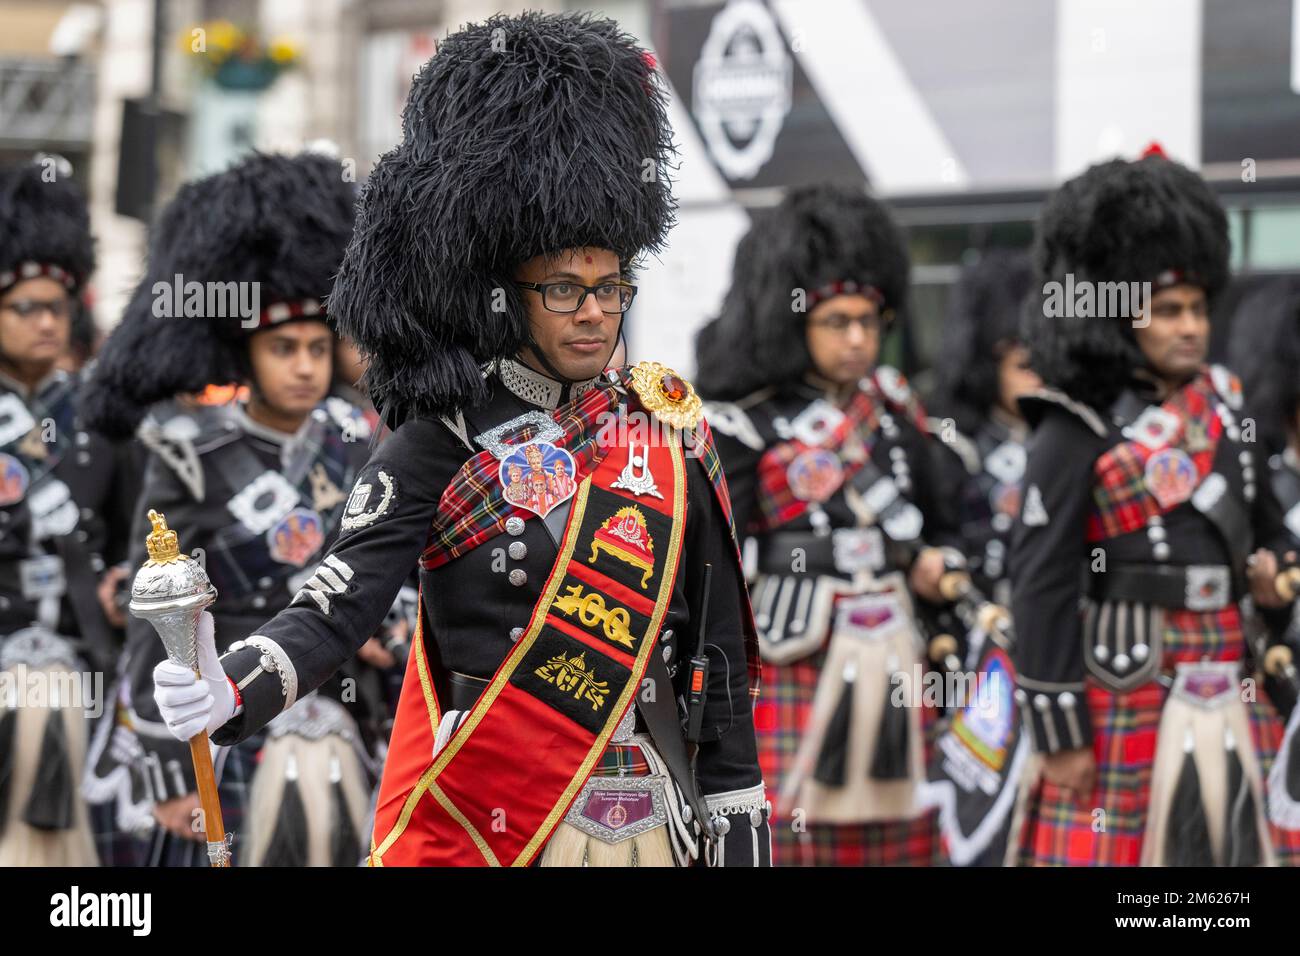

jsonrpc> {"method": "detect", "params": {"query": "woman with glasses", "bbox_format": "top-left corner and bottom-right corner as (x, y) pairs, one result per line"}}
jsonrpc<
(696, 183), (964, 866)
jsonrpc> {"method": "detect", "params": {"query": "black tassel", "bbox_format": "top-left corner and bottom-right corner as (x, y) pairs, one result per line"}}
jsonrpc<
(329, 755), (361, 867)
(1222, 730), (1262, 867)
(812, 666), (855, 786)
(260, 752), (309, 867)
(23, 710), (74, 831)
(1164, 731), (1215, 866)
(869, 665), (910, 781)
(0, 706), (15, 834)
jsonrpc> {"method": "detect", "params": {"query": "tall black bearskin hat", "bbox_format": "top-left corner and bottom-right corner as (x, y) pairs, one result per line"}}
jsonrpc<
(82, 151), (356, 439)
(1229, 278), (1300, 456)
(932, 248), (1034, 429)
(0, 155), (94, 297)
(330, 11), (675, 424)
(1023, 152), (1230, 411)
(695, 183), (909, 400)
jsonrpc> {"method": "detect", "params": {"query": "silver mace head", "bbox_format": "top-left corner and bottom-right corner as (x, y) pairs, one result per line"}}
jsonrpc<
(129, 509), (217, 673)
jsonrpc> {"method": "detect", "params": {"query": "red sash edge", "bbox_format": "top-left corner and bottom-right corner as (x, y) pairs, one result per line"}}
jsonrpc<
(369, 437), (687, 867)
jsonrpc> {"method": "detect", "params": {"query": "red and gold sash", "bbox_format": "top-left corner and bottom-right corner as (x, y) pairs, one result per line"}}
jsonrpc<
(369, 436), (686, 866)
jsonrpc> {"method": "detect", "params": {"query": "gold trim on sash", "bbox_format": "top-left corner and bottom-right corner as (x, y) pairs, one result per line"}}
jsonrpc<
(371, 437), (687, 866)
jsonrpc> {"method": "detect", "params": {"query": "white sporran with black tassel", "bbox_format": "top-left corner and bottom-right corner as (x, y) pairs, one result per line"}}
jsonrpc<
(0, 630), (97, 866)
(539, 707), (681, 867)
(1142, 662), (1274, 866)
(247, 695), (371, 867)
(780, 583), (926, 824)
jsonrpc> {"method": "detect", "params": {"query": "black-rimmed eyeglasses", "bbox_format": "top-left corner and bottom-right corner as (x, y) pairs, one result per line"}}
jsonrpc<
(517, 281), (637, 314)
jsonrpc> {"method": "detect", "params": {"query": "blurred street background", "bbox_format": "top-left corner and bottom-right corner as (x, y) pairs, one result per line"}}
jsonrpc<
(3, 0), (1299, 385)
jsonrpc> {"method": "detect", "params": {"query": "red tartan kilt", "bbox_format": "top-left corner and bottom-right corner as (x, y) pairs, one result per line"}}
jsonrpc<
(1018, 606), (1300, 866)
(755, 651), (943, 866)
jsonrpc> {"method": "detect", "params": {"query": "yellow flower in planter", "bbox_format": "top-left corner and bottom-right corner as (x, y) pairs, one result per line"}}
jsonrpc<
(268, 38), (298, 65)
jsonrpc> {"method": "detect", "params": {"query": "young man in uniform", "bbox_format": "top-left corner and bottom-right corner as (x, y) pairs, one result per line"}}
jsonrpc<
(0, 155), (136, 865)
(697, 184), (962, 865)
(83, 151), (383, 866)
(1012, 150), (1300, 865)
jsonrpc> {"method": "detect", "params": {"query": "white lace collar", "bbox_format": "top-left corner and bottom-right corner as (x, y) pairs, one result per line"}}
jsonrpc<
(496, 357), (600, 410)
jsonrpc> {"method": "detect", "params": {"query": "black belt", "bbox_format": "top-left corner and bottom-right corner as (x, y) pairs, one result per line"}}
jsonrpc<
(757, 531), (843, 576)
(1087, 562), (1239, 610)
(756, 529), (908, 577)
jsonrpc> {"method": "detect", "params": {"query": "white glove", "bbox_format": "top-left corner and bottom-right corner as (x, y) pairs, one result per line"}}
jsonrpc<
(152, 611), (236, 742)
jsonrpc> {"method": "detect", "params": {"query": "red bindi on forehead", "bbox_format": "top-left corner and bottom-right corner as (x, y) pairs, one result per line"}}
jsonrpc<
(585, 256), (592, 264)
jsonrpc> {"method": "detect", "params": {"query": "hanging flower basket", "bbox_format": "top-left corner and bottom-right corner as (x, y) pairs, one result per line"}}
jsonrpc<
(183, 20), (299, 93)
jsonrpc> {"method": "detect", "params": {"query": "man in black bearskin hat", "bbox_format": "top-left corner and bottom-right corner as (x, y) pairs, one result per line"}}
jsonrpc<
(82, 150), (386, 867)
(0, 155), (137, 865)
(696, 183), (965, 866)
(149, 12), (768, 867)
(919, 249), (1042, 866)
(1012, 148), (1300, 865)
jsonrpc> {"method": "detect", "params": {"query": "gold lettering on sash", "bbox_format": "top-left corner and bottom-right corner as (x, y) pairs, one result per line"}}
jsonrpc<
(534, 650), (611, 711)
(552, 584), (635, 649)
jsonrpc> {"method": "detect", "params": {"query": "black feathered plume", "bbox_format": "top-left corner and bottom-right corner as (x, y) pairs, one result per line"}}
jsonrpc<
(330, 12), (677, 424)
(931, 248), (1034, 432)
(81, 151), (356, 438)
(1227, 278), (1300, 458)
(1024, 155), (1229, 413)
(0, 155), (94, 294)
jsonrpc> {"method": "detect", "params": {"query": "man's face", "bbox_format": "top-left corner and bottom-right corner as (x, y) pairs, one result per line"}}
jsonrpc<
(516, 247), (623, 381)
(0, 277), (71, 368)
(1134, 284), (1209, 383)
(247, 320), (333, 420)
(804, 294), (882, 387)
(997, 342), (1042, 416)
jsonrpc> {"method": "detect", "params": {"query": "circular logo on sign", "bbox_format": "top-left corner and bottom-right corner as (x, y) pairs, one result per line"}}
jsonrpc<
(0, 453), (30, 507)
(267, 507), (325, 567)
(605, 802), (628, 830)
(692, 0), (793, 181)
(786, 449), (843, 502)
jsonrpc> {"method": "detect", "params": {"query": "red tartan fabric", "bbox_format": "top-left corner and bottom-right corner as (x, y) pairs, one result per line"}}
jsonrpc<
(1087, 368), (1223, 542)
(421, 379), (621, 569)
(755, 648), (943, 866)
(1017, 605), (1300, 866)
(751, 389), (882, 534)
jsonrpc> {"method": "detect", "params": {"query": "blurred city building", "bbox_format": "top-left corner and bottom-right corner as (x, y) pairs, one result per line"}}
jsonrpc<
(2, 0), (1298, 381)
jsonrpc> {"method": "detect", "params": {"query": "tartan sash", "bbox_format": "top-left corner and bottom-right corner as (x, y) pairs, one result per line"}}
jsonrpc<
(1088, 369), (1223, 542)
(369, 436), (687, 866)
(752, 389), (882, 534)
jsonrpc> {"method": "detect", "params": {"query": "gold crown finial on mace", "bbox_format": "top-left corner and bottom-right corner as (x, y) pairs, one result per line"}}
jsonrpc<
(144, 509), (183, 564)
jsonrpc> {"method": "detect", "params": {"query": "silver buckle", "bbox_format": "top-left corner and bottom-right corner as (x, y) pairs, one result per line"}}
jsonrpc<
(790, 400), (845, 447)
(473, 411), (565, 461)
(1185, 565), (1230, 611)
(832, 527), (884, 574)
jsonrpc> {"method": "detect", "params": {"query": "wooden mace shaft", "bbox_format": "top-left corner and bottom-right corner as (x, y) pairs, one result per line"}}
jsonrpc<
(188, 729), (229, 867)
